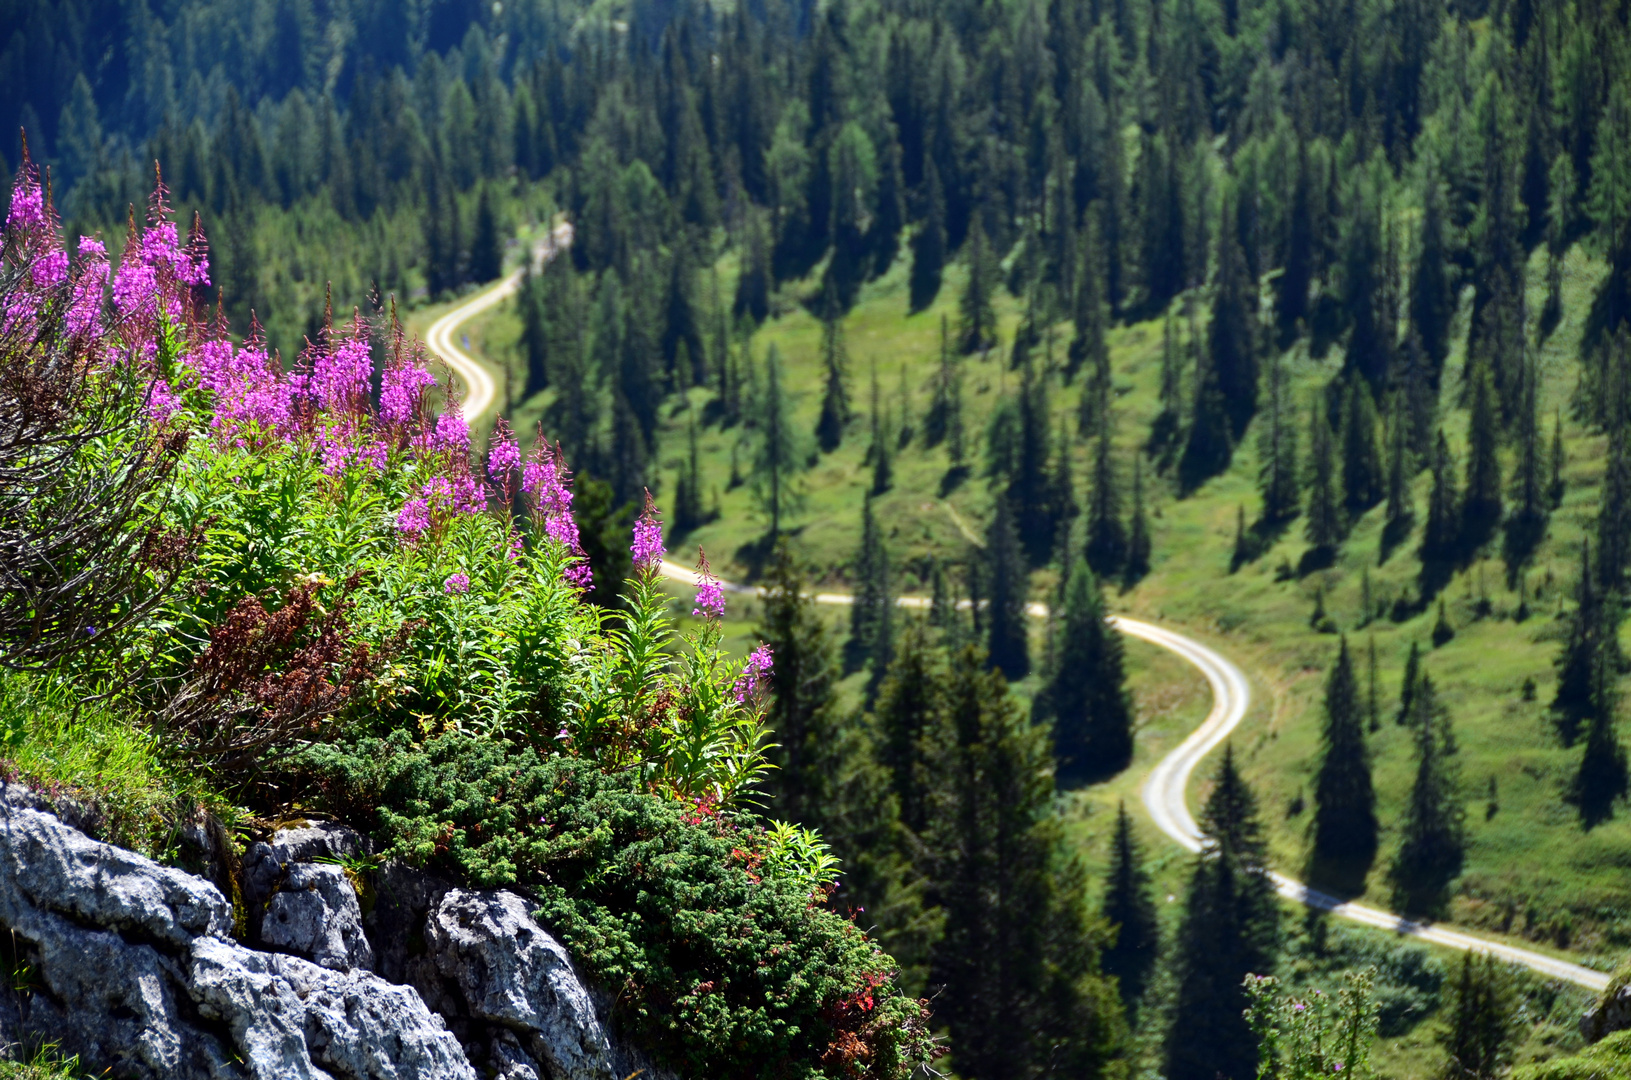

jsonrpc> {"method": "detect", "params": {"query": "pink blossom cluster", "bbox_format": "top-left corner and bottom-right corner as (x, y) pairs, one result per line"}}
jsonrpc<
(733, 645), (774, 703)
(631, 490), (664, 572)
(380, 352), (437, 429)
(692, 548), (725, 619)
(523, 440), (592, 589)
(313, 315), (374, 416)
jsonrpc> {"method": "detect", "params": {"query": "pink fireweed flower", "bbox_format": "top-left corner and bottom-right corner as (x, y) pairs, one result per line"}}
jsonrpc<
(145, 377), (180, 422)
(444, 573), (471, 595)
(5, 170), (44, 232)
(524, 441), (591, 590)
(318, 423), (387, 476)
(487, 421), (522, 485)
(396, 497), (431, 539)
(65, 237), (108, 338)
(692, 548), (724, 619)
(380, 356), (436, 428)
(630, 490), (664, 571)
(433, 405), (470, 455)
(112, 261), (159, 321)
(733, 645), (774, 703)
(314, 317), (374, 416)
(32, 249), (67, 291)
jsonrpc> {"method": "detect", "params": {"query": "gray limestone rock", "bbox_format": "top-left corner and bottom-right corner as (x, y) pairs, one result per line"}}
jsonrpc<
(1582, 981), (1631, 1042)
(422, 889), (617, 1080)
(242, 819), (374, 972)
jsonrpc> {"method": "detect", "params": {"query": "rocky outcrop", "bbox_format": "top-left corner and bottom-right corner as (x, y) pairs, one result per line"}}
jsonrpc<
(0, 800), (473, 1079)
(1582, 980), (1631, 1043)
(0, 796), (677, 1080)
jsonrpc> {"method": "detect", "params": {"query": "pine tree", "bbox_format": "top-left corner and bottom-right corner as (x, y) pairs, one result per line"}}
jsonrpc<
(1071, 208), (1111, 390)
(752, 343), (803, 536)
(1179, 344), (1234, 494)
(1571, 608), (1629, 824)
(1167, 746), (1280, 1080)
(734, 211), (772, 325)
(1420, 431), (1461, 600)
(1383, 390), (1415, 557)
(1312, 638), (1379, 867)
(1085, 404), (1127, 577)
(873, 622), (948, 836)
(1340, 376), (1384, 515)
(986, 494), (1031, 681)
(673, 406), (705, 535)
(1413, 178), (1454, 372)
(815, 305), (850, 453)
(519, 265), (550, 397)
(1127, 456), (1152, 582)
(930, 644), (1127, 1077)
(959, 217), (999, 354)
(1505, 353), (1547, 574)
(925, 315), (955, 448)
(910, 157), (948, 313)
(1277, 144), (1314, 338)
(471, 182), (503, 283)
(1101, 802), (1160, 1006)
(1462, 361), (1503, 553)
(1258, 348), (1301, 526)
(870, 362), (893, 495)
(1554, 541), (1615, 747)
(1368, 635), (1382, 733)
(1305, 397), (1346, 559)
(1048, 560), (1135, 783)
(758, 543), (844, 828)
(1436, 953), (1520, 1080)
(1549, 409), (1568, 509)
(1012, 357), (1057, 565)
(849, 495), (893, 674)
(1211, 192), (1258, 439)
(1389, 675), (1465, 914)
(1398, 640), (1422, 725)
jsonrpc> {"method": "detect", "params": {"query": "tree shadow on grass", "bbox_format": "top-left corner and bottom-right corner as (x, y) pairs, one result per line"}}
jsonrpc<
(733, 527), (804, 584)
(1301, 849), (1375, 903)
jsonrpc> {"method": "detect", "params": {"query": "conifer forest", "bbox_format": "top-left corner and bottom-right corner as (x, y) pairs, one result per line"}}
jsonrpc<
(13, 0), (1631, 1076)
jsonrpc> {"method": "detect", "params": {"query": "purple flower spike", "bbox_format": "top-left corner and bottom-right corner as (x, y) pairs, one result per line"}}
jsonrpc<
(487, 421), (522, 483)
(396, 497), (431, 539)
(630, 490), (664, 572)
(433, 405), (470, 455)
(692, 548), (725, 619)
(733, 644), (774, 703)
(444, 573), (471, 595)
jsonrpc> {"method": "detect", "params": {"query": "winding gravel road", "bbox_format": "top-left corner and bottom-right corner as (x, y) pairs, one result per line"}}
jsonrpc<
(424, 222), (574, 425)
(658, 559), (1609, 991)
(429, 244), (1608, 991)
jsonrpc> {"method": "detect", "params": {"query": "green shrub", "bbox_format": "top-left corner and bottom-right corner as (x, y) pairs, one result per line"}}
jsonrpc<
(301, 733), (935, 1079)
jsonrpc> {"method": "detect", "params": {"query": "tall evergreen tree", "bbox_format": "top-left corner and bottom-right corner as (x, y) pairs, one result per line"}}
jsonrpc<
(1312, 638), (1378, 867)
(1389, 675), (1465, 914)
(1436, 953), (1520, 1080)
(1101, 802), (1160, 1006)
(1258, 348), (1300, 526)
(1127, 456), (1153, 582)
(1179, 345), (1234, 494)
(815, 305), (851, 453)
(959, 217), (999, 354)
(1305, 396), (1346, 559)
(870, 362), (893, 495)
(1555, 541), (1614, 747)
(672, 406), (705, 535)
(1462, 361), (1503, 552)
(1149, 310), (1186, 457)
(986, 494), (1031, 681)
(1211, 192), (1258, 439)
(1420, 431), (1461, 600)
(873, 622), (948, 837)
(925, 315), (955, 448)
(1070, 208), (1111, 390)
(849, 495), (893, 674)
(471, 182), (503, 283)
(1047, 560), (1135, 783)
(1085, 404), (1128, 577)
(1398, 640), (1422, 725)
(519, 266), (550, 397)
(1277, 144), (1314, 338)
(1412, 179), (1454, 373)
(1167, 746), (1280, 1080)
(752, 343), (802, 536)
(931, 644), (1127, 1078)
(1383, 390), (1415, 556)
(758, 543), (843, 828)
(910, 157), (948, 313)
(1505, 354), (1547, 574)
(1340, 376), (1384, 515)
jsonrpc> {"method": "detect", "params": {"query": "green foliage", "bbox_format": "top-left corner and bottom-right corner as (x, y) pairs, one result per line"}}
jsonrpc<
(1046, 560), (1134, 784)
(1245, 968), (1380, 1080)
(1514, 1030), (1631, 1080)
(302, 736), (933, 1079)
(1312, 638), (1378, 868)
(1435, 953), (1520, 1080)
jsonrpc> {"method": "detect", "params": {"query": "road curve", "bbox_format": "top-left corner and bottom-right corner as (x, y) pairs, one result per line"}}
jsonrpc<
(657, 558), (1610, 991)
(424, 223), (574, 425)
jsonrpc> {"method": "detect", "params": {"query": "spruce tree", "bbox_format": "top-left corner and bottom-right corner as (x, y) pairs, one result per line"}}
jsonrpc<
(1436, 953), (1520, 1080)
(1101, 802), (1160, 1006)
(1572, 661), (1629, 827)
(1506, 355), (1547, 574)
(873, 622), (947, 836)
(1398, 640), (1422, 725)
(1305, 397), (1346, 559)
(910, 158), (948, 313)
(1085, 404), (1127, 577)
(1368, 635), (1382, 733)
(758, 543), (843, 828)
(1167, 746), (1280, 1080)
(986, 494), (1031, 681)
(673, 406), (704, 535)
(849, 495), (893, 673)
(959, 217), (999, 354)
(519, 266), (550, 397)
(1383, 390), (1415, 557)
(1412, 178), (1454, 372)
(1340, 376), (1384, 515)
(815, 305), (851, 453)
(471, 182), (503, 284)
(1048, 560), (1135, 783)
(1070, 208), (1110, 389)
(1389, 675), (1465, 914)
(931, 644), (1127, 1077)
(1127, 456), (1152, 582)
(1312, 637), (1379, 867)
(1462, 361), (1503, 553)
(734, 211), (772, 324)
(870, 362), (893, 496)
(1277, 144), (1314, 338)
(1258, 348), (1301, 526)
(1420, 431), (1461, 600)
(1179, 346), (1234, 494)
(752, 343), (802, 536)
(1554, 541), (1613, 747)
(1211, 192), (1258, 439)
(1151, 310), (1185, 456)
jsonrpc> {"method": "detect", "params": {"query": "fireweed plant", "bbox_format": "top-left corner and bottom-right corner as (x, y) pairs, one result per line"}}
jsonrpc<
(0, 163), (936, 1078)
